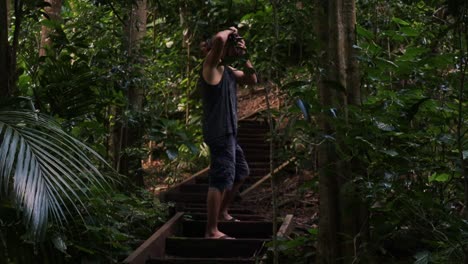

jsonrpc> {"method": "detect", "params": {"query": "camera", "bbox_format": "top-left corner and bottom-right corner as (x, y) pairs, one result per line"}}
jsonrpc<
(228, 32), (242, 44)
(228, 33), (245, 57)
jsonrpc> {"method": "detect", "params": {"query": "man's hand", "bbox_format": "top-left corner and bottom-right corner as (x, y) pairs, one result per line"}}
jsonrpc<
(235, 38), (247, 56)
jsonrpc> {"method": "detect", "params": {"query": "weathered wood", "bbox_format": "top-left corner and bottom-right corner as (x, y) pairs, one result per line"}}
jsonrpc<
(240, 158), (296, 198)
(123, 212), (184, 264)
(277, 214), (294, 237)
(147, 257), (257, 264)
(165, 237), (268, 258)
(179, 184), (209, 193)
(183, 212), (266, 221)
(195, 176), (264, 184)
(248, 168), (270, 176)
(182, 220), (273, 238)
(163, 192), (207, 203)
(177, 206), (256, 215)
(238, 120), (268, 129)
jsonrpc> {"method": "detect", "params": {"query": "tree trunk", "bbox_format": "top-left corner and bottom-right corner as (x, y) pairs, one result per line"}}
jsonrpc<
(39, 0), (63, 57)
(110, 0), (147, 185)
(315, 0), (365, 263)
(0, 0), (9, 97)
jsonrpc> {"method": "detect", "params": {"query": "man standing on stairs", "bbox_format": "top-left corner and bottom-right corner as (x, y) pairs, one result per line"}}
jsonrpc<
(199, 27), (257, 239)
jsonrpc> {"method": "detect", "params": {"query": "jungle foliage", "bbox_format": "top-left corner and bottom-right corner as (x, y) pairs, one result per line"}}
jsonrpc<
(0, 0), (467, 263)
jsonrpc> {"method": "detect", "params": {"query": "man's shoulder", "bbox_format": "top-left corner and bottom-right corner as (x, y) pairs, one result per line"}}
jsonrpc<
(201, 64), (225, 86)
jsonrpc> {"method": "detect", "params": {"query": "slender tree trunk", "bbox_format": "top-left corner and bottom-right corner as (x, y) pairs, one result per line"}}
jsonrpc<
(0, 0), (10, 97)
(180, 0), (192, 124)
(315, 0), (364, 263)
(111, 0), (147, 185)
(315, 1), (344, 262)
(6, 0), (24, 97)
(39, 0), (62, 57)
(342, 0), (370, 259)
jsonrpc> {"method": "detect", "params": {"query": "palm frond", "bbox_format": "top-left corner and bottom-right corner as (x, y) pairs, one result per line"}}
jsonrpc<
(0, 110), (112, 239)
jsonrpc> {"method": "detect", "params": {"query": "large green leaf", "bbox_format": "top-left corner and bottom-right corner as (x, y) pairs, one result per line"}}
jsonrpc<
(0, 110), (111, 239)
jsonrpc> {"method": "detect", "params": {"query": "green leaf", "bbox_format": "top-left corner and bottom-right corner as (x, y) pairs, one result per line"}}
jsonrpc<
(376, 57), (399, 68)
(400, 27), (420, 37)
(0, 110), (112, 240)
(307, 228), (318, 235)
(374, 120), (396, 132)
(429, 173), (450, 183)
(357, 25), (374, 39)
(392, 17), (410, 26)
(398, 47), (428, 61)
(52, 235), (67, 253)
(166, 149), (178, 160)
(413, 250), (430, 264)
(463, 150), (468, 160)
(381, 149), (398, 157)
(427, 53), (455, 68)
(296, 99), (310, 121)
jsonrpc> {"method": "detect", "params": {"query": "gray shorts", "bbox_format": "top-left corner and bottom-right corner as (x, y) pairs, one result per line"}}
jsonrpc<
(207, 134), (250, 191)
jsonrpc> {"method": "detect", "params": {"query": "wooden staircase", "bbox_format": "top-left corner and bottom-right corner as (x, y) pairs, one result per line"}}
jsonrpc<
(124, 117), (294, 264)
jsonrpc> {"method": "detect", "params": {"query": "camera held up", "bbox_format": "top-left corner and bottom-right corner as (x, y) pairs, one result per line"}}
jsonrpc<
(228, 32), (246, 57)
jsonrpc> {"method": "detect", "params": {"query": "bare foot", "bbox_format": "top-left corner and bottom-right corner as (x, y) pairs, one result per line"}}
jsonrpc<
(219, 213), (240, 222)
(205, 230), (230, 239)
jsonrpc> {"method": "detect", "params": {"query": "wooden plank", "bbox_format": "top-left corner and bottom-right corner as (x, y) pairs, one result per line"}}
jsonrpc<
(123, 212), (184, 264)
(183, 212), (266, 221)
(277, 214), (294, 237)
(165, 237), (268, 258)
(182, 220), (273, 238)
(240, 157), (296, 198)
(147, 257), (257, 264)
(164, 192), (207, 203)
(179, 184), (209, 193)
(177, 206), (256, 215)
(195, 176), (264, 184)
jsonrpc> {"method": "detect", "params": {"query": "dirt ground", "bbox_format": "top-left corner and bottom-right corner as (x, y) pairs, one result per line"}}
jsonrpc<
(241, 169), (319, 236)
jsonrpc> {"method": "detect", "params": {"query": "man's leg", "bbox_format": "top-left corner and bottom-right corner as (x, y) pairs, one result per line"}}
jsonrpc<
(219, 142), (249, 221)
(219, 179), (245, 221)
(205, 187), (227, 238)
(205, 136), (236, 238)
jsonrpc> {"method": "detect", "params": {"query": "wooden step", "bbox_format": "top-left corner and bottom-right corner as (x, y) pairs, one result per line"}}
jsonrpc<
(179, 206), (256, 215)
(238, 121), (269, 129)
(249, 168), (270, 175)
(164, 192), (206, 203)
(147, 257), (257, 264)
(182, 220), (273, 238)
(238, 126), (267, 131)
(183, 213), (266, 221)
(179, 183), (254, 194)
(246, 162), (270, 169)
(179, 184), (209, 193)
(165, 237), (267, 258)
(165, 191), (261, 204)
(238, 132), (269, 138)
(194, 176), (264, 184)
(238, 138), (268, 145)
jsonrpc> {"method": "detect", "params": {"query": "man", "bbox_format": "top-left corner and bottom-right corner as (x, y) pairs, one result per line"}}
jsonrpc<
(199, 27), (257, 239)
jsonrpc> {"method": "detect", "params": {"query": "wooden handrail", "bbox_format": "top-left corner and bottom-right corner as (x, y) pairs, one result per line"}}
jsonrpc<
(240, 157), (296, 198)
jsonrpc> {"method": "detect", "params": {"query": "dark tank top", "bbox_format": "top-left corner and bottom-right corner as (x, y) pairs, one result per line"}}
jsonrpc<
(199, 67), (238, 144)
